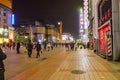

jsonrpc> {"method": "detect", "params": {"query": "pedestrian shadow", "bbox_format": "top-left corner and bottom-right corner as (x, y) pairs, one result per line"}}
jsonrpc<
(38, 57), (47, 61)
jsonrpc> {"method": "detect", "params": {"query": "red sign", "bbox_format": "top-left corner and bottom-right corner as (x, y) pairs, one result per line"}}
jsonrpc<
(101, 9), (111, 22)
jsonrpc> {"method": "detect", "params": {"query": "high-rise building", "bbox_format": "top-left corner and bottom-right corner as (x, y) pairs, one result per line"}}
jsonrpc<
(0, 0), (14, 43)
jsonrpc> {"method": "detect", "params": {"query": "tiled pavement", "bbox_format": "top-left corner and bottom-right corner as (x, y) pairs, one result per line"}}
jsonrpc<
(4, 46), (65, 80)
(4, 46), (120, 80)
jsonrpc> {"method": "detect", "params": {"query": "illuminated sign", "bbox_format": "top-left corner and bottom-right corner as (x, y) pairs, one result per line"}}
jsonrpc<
(84, 0), (89, 29)
(8, 12), (12, 25)
(12, 14), (15, 25)
(79, 8), (84, 35)
(98, 0), (112, 26)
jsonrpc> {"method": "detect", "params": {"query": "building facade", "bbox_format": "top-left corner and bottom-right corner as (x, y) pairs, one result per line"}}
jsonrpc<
(91, 0), (120, 61)
(15, 20), (60, 43)
(0, 0), (14, 43)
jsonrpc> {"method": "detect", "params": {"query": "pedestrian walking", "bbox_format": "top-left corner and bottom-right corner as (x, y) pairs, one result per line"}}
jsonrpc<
(47, 43), (51, 51)
(8, 41), (12, 50)
(12, 42), (16, 49)
(2, 42), (5, 49)
(34, 42), (42, 58)
(51, 43), (53, 50)
(44, 43), (47, 51)
(70, 42), (74, 51)
(27, 40), (33, 57)
(87, 42), (90, 49)
(74, 42), (78, 51)
(16, 42), (20, 53)
(65, 43), (69, 51)
(0, 47), (7, 80)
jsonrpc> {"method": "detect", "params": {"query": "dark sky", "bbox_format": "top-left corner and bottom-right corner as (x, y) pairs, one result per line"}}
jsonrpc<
(12, 0), (83, 39)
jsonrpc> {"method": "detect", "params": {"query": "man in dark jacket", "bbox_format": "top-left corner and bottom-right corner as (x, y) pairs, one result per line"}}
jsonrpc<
(27, 40), (33, 57)
(0, 47), (7, 80)
(16, 42), (20, 53)
(35, 42), (42, 58)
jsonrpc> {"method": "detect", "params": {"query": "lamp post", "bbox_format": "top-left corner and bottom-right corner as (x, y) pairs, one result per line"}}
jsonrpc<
(58, 21), (62, 42)
(45, 24), (49, 42)
(2, 29), (5, 43)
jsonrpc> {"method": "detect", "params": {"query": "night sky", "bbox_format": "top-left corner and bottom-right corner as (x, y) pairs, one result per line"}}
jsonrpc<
(12, 0), (83, 39)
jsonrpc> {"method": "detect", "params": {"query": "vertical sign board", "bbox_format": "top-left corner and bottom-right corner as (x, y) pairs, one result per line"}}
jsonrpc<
(12, 14), (15, 25)
(106, 30), (112, 60)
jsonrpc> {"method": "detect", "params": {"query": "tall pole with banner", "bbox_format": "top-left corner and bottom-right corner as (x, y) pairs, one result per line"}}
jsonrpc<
(30, 25), (33, 42)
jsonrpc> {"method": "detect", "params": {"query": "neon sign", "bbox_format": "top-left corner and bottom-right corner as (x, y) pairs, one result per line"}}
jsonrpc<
(12, 14), (15, 25)
(98, 0), (112, 26)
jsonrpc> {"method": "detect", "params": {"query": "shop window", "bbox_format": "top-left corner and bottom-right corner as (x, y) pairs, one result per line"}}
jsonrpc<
(3, 13), (6, 16)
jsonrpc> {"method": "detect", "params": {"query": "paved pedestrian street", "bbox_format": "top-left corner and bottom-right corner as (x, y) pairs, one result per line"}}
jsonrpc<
(3, 47), (120, 80)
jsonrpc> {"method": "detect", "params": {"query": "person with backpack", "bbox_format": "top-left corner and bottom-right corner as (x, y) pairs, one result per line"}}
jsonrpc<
(0, 47), (7, 80)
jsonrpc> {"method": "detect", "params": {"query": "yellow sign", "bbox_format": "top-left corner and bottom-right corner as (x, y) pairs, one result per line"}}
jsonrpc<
(0, 0), (12, 8)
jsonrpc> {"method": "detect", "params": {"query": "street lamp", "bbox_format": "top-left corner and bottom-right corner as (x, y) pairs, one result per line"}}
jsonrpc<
(45, 24), (49, 42)
(58, 21), (62, 42)
(58, 22), (61, 25)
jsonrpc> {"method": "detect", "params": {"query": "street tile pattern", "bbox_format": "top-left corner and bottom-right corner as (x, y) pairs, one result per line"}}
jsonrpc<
(4, 47), (120, 80)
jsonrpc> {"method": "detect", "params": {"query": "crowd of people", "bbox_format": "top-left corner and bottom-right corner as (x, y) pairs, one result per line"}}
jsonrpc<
(1, 40), (55, 58)
(65, 42), (90, 51)
(0, 40), (92, 80)
(0, 40), (57, 80)
(1, 40), (92, 56)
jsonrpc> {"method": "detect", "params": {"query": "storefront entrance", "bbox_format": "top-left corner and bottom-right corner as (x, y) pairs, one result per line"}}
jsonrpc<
(98, 22), (111, 55)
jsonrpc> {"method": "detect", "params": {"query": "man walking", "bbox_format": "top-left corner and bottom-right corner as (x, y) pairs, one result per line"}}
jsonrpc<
(35, 42), (42, 58)
(16, 42), (20, 53)
(27, 40), (33, 57)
